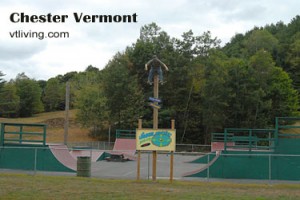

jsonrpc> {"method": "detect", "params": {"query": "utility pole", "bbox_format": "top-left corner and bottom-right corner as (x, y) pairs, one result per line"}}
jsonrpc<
(64, 82), (70, 145)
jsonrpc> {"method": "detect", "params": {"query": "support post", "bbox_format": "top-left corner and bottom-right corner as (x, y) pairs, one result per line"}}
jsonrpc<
(275, 117), (279, 145)
(137, 119), (142, 181)
(19, 126), (23, 144)
(138, 119), (142, 129)
(0, 123), (4, 146)
(108, 124), (111, 144)
(171, 120), (175, 129)
(170, 119), (175, 183)
(224, 129), (227, 152)
(269, 154), (272, 183)
(137, 151), (141, 180)
(152, 74), (159, 181)
(170, 152), (174, 183)
(34, 148), (37, 175)
(207, 153), (210, 181)
(43, 125), (46, 146)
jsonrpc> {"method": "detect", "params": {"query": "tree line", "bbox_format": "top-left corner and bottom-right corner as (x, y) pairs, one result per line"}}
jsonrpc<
(0, 16), (300, 143)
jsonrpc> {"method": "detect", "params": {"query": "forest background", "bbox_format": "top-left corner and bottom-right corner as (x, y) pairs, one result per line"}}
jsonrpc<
(1, 16), (300, 144)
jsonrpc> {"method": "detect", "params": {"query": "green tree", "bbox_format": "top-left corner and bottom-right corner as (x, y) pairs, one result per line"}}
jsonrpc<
(287, 15), (300, 37)
(0, 72), (20, 117)
(43, 78), (65, 111)
(0, 82), (20, 117)
(286, 34), (300, 95)
(76, 84), (108, 138)
(197, 50), (230, 143)
(103, 53), (145, 129)
(222, 33), (245, 58)
(70, 19), (300, 144)
(126, 23), (178, 130)
(244, 29), (279, 56)
(15, 73), (44, 117)
(225, 51), (273, 128)
(0, 71), (5, 88)
(268, 67), (299, 118)
(127, 23), (223, 142)
(222, 57), (249, 127)
(225, 50), (298, 128)
(0, 71), (6, 109)
(73, 68), (109, 137)
(85, 65), (100, 73)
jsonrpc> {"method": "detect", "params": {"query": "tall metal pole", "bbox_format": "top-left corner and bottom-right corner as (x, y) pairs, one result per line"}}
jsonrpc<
(64, 82), (70, 145)
(152, 74), (159, 181)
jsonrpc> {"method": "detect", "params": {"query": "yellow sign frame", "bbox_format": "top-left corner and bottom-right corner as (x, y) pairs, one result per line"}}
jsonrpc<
(136, 129), (176, 151)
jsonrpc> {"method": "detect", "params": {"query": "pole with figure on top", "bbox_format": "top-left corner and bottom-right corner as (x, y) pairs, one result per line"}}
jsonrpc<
(145, 55), (169, 181)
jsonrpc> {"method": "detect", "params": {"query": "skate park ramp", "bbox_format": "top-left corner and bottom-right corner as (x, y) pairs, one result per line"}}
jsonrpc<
(70, 149), (104, 162)
(110, 138), (136, 160)
(49, 144), (77, 171)
(183, 152), (221, 177)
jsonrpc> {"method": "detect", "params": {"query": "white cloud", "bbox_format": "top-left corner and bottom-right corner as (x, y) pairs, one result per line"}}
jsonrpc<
(0, 0), (299, 80)
(0, 39), (47, 60)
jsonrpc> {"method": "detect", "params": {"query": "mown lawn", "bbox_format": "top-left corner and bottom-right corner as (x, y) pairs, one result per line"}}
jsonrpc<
(0, 174), (300, 200)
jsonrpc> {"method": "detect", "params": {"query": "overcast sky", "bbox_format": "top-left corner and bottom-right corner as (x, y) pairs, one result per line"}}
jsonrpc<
(0, 0), (299, 81)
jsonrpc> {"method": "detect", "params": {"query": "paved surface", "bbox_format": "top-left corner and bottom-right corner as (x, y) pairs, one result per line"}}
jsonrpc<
(91, 153), (205, 180)
(0, 152), (207, 180)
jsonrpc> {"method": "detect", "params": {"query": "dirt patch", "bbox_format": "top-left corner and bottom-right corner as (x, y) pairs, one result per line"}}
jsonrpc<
(41, 118), (78, 128)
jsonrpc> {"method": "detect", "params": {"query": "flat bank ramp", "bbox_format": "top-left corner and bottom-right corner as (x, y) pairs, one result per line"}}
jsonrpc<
(49, 144), (77, 171)
(110, 138), (136, 160)
(70, 150), (104, 162)
(182, 152), (220, 177)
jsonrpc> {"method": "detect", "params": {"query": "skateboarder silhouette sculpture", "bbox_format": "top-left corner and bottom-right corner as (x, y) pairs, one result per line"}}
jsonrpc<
(145, 55), (169, 85)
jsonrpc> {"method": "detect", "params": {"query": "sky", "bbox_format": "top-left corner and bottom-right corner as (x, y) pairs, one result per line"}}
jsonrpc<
(0, 0), (299, 81)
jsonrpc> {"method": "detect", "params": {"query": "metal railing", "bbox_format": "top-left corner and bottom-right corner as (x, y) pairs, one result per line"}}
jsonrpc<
(66, 141), (211, 152)
(67, 141), (115, 150)
(0, 122), (47, 146)
(115, 129), (136, 139)
(212, 128), (276, 152)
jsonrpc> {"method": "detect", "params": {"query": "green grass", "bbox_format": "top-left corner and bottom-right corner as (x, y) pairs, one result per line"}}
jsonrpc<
(0, 174), (300, 200)
(0, 110), (75, 124)
(0, 110), (95, 142)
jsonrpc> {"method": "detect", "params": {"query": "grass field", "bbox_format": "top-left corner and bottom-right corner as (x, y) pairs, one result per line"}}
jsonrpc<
(0, 174), (299, 200)
(0, 110), (96, 143)
(1, 114), (300, 199)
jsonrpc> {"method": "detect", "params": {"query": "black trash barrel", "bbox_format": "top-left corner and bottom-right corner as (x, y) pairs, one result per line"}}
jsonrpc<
(77, 156), (91, 177)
